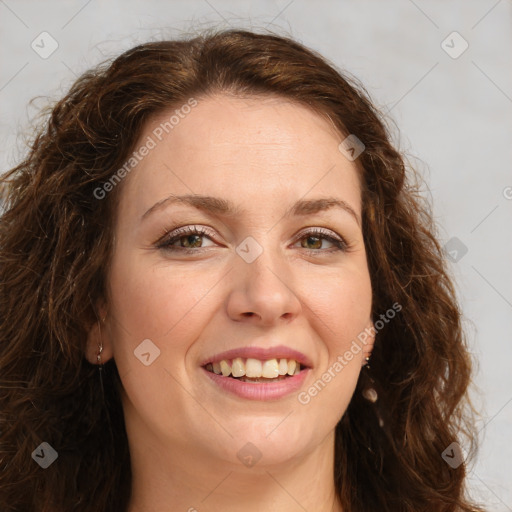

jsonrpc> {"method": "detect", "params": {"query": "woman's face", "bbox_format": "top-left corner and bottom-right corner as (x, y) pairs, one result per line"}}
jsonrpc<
(91, 93), (373, 469)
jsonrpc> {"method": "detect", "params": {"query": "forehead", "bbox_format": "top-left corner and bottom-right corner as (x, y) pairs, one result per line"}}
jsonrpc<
(117, 94), (362, 221)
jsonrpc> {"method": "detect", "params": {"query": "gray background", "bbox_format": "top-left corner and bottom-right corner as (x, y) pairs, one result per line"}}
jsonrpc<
(1, 0), (511, 508)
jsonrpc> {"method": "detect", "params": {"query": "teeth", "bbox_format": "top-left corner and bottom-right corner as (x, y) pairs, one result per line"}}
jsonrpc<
(220, 360), (231, 377)
(245, 358), (262, 378)
(207, 357), (302, 378)
(231, 357), (245, 377)
(287, 359), (296, 375)
(262, 359), (279, 378)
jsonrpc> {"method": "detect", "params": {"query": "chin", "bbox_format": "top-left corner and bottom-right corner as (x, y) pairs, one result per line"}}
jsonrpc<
(217, 418), (312, 465)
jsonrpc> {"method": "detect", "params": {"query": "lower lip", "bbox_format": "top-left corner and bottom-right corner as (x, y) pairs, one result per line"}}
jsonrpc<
(201, 367), (310, 401)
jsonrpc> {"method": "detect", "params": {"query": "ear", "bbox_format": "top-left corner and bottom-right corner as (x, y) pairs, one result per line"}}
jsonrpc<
(360, 318), (376, 367)
(84, 302), (114, 365)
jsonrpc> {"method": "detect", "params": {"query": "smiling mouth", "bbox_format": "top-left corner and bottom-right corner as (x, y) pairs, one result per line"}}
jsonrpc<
(204, 357), (303, 383)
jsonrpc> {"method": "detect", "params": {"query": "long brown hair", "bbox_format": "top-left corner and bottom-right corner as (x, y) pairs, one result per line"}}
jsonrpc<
(0, 28), (484, 511)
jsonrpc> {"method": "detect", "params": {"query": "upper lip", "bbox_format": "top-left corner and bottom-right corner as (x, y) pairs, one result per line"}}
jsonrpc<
(200, 344), (313, 368)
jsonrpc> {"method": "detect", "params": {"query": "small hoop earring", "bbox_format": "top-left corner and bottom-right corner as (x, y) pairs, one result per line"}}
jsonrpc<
(96, 318), (106, 395)
(96, 313), (107, 365)
(362, 353), (378, 403)
(97, 315), (105, 364)
(97, 341), (103, 366)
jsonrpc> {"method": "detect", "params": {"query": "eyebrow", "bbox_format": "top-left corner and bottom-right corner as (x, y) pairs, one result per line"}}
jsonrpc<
(141, 194), (361, 226)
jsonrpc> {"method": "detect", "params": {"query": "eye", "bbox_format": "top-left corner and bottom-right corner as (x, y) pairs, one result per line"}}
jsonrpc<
(156, 225), (217, 253)
(293, 228), (347, 253)
(156, 225), (348, 254)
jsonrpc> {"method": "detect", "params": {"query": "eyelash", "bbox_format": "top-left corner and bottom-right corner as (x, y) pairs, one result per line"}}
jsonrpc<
(155, 225), (348, 255)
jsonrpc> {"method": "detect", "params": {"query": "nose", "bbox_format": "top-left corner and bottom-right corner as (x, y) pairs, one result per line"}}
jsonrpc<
(226, 246), (302, 326)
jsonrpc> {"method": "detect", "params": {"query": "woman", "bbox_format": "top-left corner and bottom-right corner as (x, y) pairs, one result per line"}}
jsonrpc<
(0, 28), (484, 511)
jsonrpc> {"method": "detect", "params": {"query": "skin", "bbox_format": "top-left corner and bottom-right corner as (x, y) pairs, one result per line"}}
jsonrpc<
(86, 93), (374, 512)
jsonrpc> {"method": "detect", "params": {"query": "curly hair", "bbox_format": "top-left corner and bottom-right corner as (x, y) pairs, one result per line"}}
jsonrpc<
(0, 28), (484, 511)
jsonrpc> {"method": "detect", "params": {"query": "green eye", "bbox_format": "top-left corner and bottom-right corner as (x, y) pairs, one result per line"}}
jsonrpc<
(157, 226), (347, 254)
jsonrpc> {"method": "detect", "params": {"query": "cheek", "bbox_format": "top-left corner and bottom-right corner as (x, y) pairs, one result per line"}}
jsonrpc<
(295, 268), (371, 421)
(108, 248), (372, 370)
(106, 256), (226, 440)
(305, 264), (372, 344)
(106, 248), (372, 448)
(107, 253), (223, 368)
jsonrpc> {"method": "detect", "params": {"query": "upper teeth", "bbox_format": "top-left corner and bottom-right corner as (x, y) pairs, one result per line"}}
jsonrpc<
(207, 358), (301, 378)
